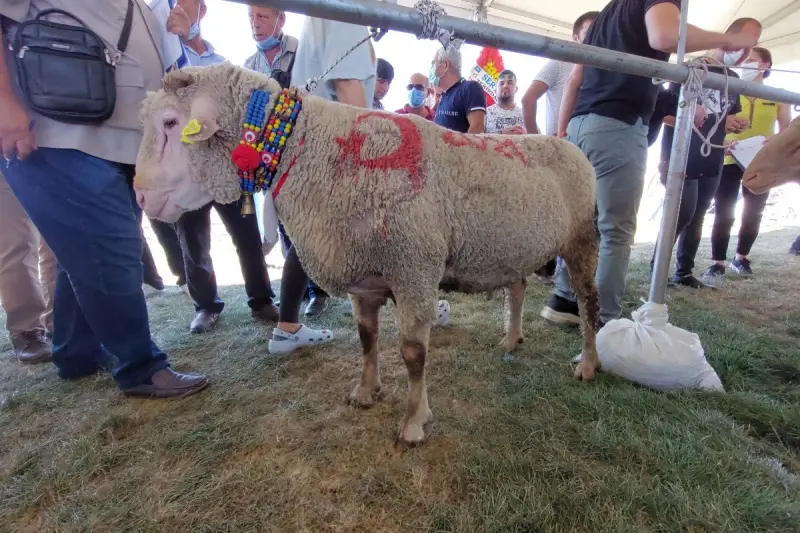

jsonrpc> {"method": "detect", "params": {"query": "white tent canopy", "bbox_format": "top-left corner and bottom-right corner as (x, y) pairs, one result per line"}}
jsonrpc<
(397, 0), (800, 65)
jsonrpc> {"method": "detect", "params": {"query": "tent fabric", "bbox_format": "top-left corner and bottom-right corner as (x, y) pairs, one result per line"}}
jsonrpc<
(399, 0), (800, 65)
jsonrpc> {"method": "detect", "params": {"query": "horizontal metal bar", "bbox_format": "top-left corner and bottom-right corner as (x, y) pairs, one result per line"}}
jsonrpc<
(230, 0), (800, 106)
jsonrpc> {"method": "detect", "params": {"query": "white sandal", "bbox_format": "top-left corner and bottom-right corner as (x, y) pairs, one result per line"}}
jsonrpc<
(268, 324), (334, 355)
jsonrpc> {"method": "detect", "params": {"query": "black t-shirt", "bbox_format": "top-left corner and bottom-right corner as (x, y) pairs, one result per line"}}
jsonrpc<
(659, 66), (742, 179)
(572, 0), (681, 126)
(434, 78), (487, 133)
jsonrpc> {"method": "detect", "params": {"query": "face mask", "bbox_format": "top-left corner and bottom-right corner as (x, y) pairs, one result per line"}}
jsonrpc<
(428, 64), (441, 87)
(408, 88), (426, 108)
(736, 61), (761, 81)
(187, 4), (201, 40)
(255, 17), (281, 50)
(723, 50), (744, 67)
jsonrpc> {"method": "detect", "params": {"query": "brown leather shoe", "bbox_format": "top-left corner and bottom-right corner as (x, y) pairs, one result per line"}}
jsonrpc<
(252, 302), (279, 322)
(121, 368), (209, 398)
(12, 330), (52, 364)
(190, 310), (220, 334)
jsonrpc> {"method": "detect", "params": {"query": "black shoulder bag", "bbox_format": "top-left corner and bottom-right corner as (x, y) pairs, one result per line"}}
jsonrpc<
(7, 0), (134, 124)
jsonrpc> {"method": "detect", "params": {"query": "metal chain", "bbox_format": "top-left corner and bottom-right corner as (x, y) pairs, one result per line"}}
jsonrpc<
(302, 27), (386, 95)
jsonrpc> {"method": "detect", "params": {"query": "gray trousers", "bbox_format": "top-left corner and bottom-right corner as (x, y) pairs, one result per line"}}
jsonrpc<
(554, 113), (649, 323)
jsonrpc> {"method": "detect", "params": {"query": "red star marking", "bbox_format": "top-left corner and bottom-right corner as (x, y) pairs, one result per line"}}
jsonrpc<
(493, 138), (528, 167)
(335, 113), (424, 192)
(442, 131), (488, 151)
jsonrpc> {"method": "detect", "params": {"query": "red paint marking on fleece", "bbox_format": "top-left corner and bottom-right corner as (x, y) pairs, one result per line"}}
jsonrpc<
(335, 112), (424, 192)
(442, 131), (488, 151)
(272, 136), (305, 199)
(442, 131), (528, 167)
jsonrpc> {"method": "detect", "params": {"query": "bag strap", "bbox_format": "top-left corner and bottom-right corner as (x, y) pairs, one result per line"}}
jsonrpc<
(117, 0), (134, 54)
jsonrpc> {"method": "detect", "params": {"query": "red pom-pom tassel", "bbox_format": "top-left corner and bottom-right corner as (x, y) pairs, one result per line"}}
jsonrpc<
(231, 144), (260, 171)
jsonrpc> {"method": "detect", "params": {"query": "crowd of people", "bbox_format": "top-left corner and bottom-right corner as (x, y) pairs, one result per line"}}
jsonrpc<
(0, 0), (794, 399)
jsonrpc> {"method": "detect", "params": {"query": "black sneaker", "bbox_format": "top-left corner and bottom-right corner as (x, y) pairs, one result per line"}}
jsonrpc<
(671, 275), (715, 289)
(540, 294), (581, 326)
(701, 263), (725, 289)
(729, 258), (754, 277)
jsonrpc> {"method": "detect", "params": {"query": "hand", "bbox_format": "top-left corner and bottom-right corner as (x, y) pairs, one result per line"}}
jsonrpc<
(723, 141), (737, 155)
(693, 106), (708, 128)
(725, 116), (748, 133)
(0, 94), (36, 161)
(502, 125), (526, 135)
(722, 33), (758, 53)
(558, 130), (567, 138)
(166, 5), (191, 39)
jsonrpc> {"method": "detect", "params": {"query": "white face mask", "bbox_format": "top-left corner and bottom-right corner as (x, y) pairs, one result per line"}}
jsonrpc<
(723, 50), (744, 67)
(736, 61), (761, 81)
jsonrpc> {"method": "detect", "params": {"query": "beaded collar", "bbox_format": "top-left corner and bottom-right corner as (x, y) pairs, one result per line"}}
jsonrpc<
(231, 87), (303, 214)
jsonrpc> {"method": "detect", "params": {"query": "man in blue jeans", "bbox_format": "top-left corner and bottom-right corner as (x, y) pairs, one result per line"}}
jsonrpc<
(0, 1), (207, 398)
(540, 0), (758, 327)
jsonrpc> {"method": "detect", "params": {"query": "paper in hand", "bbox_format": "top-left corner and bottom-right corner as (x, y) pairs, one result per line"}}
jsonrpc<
(730, 135), (767, 171)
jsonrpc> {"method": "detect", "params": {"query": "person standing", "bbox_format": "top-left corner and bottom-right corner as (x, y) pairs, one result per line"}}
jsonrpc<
(521, 11), (599, 136)
(703, 46), (792, 282)
(243, 5), (330, 317)
(651, 19), (764, 289)
(244, 6), (297, 87)
(0, 171), (56, 363)
(373, 58), (394, 110)
(430, 44), (486, 134)
(540, 0), (759, 327)
(0, 0), (207, 397)
(484, 70), (525, 135)
(395, 73), (435, 120)
(167, 0), (280, 333)
(268, 12), (377, 355)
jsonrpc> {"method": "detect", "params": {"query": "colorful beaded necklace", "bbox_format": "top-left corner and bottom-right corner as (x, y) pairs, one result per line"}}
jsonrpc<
(231, 87), (303, 215)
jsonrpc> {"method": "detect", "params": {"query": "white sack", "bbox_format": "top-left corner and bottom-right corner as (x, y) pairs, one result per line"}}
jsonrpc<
(574, 302), (724, 392)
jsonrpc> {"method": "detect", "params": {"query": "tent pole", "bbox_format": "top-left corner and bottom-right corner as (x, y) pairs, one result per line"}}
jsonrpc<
(233, 0), (800, 105)
(648, 0), (693, 304)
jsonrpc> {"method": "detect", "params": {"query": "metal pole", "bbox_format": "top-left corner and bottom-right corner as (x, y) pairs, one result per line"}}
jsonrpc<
(675, 0), (689, 64)
(231, 0), (800, 105)
(648, 0), (693, 304)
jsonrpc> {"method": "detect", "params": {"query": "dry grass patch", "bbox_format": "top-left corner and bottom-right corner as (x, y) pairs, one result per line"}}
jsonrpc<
(1, 228), (799, 532)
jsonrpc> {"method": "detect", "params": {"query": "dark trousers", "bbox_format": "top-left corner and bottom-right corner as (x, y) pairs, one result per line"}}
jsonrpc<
(130, 190), (186, 290)
(2, 149), (169, 388)
(175, 199), (275, 313)
(278, 223), (327, 300)
(651, 173), (721, 279)
(711, 164), (770, 261)
(792, 235), (800, 253)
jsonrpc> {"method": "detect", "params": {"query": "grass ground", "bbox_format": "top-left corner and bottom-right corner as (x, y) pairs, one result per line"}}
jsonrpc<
(1, 227), (799, 533)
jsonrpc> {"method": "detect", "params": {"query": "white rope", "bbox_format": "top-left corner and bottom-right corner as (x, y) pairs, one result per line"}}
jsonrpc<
(654, 56), (731, 158)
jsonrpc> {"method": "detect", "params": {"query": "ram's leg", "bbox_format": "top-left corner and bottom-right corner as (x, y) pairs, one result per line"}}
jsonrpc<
(348, 294), (388, 408)
(394, 292), (436, 448)
(562, 224), (601, 381)
(500, 279), (526, 352)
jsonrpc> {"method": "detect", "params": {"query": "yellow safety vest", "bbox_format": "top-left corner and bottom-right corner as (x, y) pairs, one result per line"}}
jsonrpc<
(724, 95), (780, 166)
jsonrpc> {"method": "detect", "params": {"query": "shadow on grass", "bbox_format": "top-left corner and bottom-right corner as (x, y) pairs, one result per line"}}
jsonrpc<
(0, 229), (799, 532)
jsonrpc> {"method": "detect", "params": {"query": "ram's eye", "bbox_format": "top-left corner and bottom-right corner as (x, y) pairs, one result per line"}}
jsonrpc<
(164, 118), (178, 130)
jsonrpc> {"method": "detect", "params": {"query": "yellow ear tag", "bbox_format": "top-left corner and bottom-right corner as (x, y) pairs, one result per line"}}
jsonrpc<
(181, 119), (202, 144)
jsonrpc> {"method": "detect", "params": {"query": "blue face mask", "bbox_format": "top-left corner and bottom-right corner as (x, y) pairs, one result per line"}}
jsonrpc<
(428, 64), (440, 88)
(187, 22), (201, 40)
(408, 88), (426, 108)
(256, 36), (280, 50)
(186, 3), (202, 40)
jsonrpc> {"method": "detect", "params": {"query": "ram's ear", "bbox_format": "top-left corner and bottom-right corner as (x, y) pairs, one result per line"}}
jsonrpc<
(181, 95), (221, 144)
(163, 69), (195, 92)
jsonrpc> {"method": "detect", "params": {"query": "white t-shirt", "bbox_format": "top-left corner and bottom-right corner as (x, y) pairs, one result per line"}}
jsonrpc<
(291, 17), (377, 106)
(485, 104), (525, 134)
(533, 59), (574, 136)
